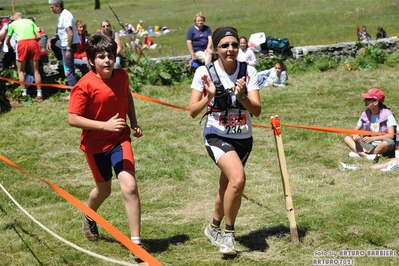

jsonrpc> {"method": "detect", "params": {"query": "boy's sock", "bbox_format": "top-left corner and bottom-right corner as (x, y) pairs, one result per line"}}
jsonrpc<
(131, 236), (141, 245)
(37, 90), (43, 97)
(22, 89), (27, 96)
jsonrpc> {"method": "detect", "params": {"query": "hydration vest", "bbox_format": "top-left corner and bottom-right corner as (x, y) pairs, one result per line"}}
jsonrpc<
(200, 61), (247, 123)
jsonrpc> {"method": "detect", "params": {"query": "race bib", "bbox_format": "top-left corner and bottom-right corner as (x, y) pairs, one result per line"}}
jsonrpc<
(218, 113), (249, 134)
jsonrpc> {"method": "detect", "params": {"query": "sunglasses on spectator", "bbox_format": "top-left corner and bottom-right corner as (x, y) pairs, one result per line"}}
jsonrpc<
(102, 24), (110, 28)
(218, 42), (239, 49)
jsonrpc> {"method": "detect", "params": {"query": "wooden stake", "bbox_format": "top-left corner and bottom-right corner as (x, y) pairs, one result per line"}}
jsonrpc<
(270, 115), (299, 243)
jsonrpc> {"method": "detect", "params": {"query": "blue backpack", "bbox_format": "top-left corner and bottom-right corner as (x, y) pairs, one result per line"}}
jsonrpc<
(263, 36), (290, 51)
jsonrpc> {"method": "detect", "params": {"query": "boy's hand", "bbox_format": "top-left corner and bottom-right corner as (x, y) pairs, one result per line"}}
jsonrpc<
(106, 113), (126, 131)
(132, 125), (143, 138)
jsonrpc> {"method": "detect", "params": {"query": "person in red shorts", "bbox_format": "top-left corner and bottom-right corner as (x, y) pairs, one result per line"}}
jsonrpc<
(5, 12), (43, 100)
(67, 33), (146, 261)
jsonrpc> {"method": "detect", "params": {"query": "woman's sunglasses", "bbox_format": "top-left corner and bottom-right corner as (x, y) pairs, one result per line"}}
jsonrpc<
(218, 42), (239, 49)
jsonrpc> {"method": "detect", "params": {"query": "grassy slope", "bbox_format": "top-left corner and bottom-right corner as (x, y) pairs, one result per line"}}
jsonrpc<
(2, 0), (399, 58)
(1, 66), (399, 265)
(1, 1), (399, 265)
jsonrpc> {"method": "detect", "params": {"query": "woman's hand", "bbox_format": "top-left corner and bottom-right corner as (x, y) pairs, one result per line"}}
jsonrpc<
(232, 76), (246, 98)
(202, 75), (216, 99)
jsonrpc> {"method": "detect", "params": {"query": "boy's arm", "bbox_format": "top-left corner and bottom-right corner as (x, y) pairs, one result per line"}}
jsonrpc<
(68, 113), (127, 132)
(127, 93), (143, 138)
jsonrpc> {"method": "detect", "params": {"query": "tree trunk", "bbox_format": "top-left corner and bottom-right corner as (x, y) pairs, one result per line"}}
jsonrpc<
(95, 0), (100, 10)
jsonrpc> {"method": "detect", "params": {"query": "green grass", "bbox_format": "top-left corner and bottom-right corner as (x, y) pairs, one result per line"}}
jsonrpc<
(2, 0), (399, 265)
(2, 66), (399, 265)
(2, 0), (399, 58)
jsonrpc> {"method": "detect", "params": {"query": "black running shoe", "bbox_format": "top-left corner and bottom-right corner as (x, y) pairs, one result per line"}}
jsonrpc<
(82, 212), (99, 241)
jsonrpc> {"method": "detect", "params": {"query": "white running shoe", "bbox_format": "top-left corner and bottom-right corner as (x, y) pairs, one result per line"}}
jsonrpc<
(338, 161), (357, 171)
(366, 154), (379, 163)
(381, 160), (399, 172)
(348, 151), (361, 158)
(204, 224), (222, 246)
(219, 232), (236, 255)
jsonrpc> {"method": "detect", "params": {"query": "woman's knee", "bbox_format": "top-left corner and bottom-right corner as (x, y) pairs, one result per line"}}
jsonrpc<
(229, 175), (246, 191)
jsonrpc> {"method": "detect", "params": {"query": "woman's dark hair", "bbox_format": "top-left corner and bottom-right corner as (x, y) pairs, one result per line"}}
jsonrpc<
(85, 34), (117, 71)
(212, 26), (239, 48)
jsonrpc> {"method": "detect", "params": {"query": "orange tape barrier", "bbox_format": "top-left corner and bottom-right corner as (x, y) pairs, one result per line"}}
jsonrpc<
(2, 76), (392, 137)
(131, 92), (189, 111)
(0, 76), (71, 89)
(0, 154), (162, 266)
(130, 92), (390, 136)
(280, 123), (390, 136)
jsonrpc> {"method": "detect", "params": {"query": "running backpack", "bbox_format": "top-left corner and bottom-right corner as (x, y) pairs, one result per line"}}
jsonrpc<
(200, 61), (247, 123)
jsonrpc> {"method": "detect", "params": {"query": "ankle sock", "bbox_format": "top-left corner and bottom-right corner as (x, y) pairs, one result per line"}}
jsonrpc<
(22, 90), (27, 96)
(211, 218), (221, 228)
(37, 90), (42, 97)
(225, 224), (235, 233)
(131, 236), (141, 245)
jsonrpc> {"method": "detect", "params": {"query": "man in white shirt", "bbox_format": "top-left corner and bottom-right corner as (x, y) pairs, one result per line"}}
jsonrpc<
(46, 0), (79, 87)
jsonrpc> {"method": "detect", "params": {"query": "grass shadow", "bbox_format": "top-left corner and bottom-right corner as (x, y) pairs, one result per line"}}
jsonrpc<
(101, 234), (189, 253)
(237, 224), (308, 252)
(3, 220), (69, 265)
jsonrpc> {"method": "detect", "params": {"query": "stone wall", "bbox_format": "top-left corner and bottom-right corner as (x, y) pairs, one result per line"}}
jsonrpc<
(153, 37), (399, 66)
(289, 37), (399, 60)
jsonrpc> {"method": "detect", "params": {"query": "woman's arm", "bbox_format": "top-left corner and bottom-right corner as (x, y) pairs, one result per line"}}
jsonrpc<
(186, 40), (196, 61)
(234, 75), (261, 117)
(189, 75), (216, 118)
(248, 50), (257, 66)
(114, 32), (122, 55)
(274, 71), (288, 87)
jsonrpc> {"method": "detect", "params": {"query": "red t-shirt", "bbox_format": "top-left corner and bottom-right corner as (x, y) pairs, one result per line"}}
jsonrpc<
(144, 36), (154, 46)
(74, 34), (87, 59)
(68, 69), (131, 153)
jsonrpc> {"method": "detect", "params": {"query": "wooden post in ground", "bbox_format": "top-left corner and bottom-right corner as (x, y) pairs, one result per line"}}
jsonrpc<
(270, 115), (299, 243)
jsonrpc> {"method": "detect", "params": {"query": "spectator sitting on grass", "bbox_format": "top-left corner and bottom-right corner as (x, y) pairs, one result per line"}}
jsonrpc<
(142, 33), (157, 49)
(376, 27), (388, 39)
(339, 157), (399, 172)
(342, 88), (397, 164)
(257, 60), (288, 88)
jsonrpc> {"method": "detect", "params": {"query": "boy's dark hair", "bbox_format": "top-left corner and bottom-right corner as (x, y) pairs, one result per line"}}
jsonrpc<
(85, 34), (117, 71)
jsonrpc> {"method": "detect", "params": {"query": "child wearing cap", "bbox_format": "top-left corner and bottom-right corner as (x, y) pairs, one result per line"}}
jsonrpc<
(343, 88), (397, 162)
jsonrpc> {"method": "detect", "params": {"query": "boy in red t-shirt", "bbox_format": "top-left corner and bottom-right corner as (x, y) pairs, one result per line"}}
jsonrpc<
(67, 34), (145, 260)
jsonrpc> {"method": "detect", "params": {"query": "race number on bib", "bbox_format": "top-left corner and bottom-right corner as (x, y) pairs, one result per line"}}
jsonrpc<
(218, 113), (249, 134)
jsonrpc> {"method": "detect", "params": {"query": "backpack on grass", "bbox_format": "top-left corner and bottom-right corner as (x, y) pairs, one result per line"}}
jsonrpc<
(261, 36), (291, 52)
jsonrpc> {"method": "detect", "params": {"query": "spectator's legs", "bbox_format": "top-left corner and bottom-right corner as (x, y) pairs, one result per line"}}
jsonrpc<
(30, 60), (42, 98)
(114, 55), (122, 69)
(51, 39), (63, 61)
(194, 51), (206, 64)
(74, 58), (90, 76)
(16, 60), (26, 92)
(61, 46), (77, 87)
